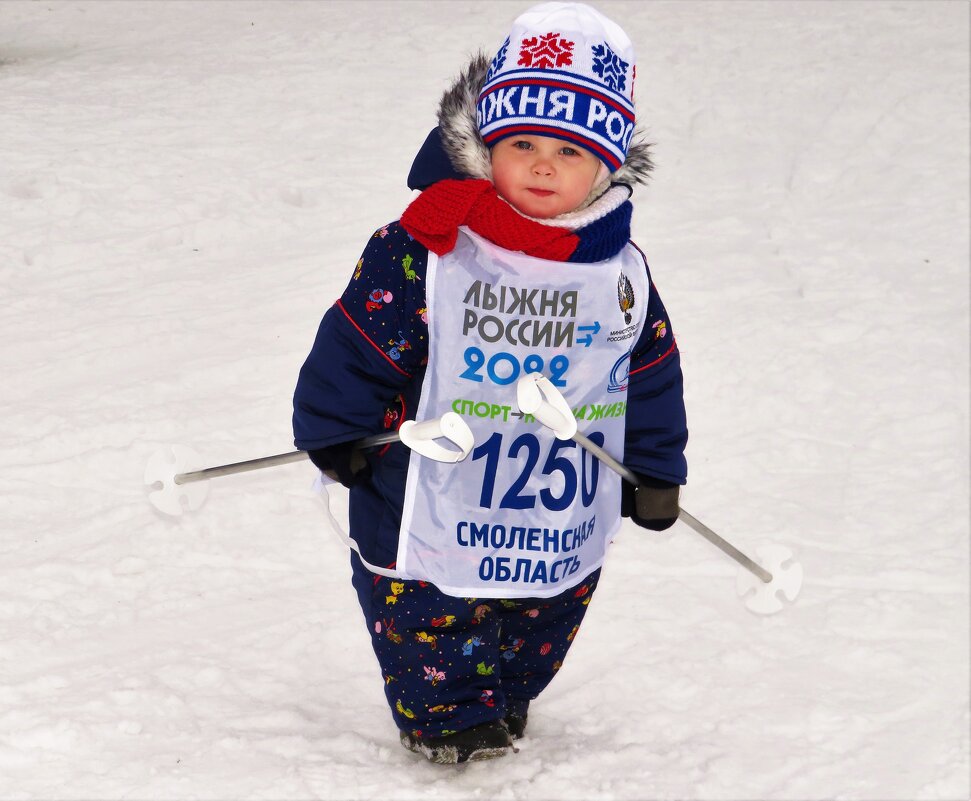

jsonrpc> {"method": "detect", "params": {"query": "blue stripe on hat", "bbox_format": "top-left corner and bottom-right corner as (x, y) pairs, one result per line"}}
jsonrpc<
(479, 68), (634, 116)
(477, 77), (634, 169)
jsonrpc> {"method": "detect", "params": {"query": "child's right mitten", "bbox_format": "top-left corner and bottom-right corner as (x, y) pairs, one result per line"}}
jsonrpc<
(307, 441), (371, 489)
(621, 474), (680, 531)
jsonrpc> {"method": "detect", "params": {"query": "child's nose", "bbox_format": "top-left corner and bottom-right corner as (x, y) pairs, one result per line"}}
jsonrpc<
(531, 159), (554, 176)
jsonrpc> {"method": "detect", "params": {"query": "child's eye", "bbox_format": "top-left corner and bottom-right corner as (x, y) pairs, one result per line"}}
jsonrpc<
(560, 147), (582, 157)
(513, 140), (533, 151)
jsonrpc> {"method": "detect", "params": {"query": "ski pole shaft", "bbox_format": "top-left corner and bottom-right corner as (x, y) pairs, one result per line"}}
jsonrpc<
(572, 431), (773, 584)
(173, 431), (400, 486)
(676, 510), (773, 584)
(572, 431), (640, 485)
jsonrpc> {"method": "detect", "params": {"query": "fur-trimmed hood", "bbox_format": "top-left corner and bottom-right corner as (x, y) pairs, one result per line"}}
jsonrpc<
(437, 53), (654, 189)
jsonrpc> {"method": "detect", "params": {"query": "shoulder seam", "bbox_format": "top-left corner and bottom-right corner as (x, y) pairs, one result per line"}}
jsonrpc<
(335, 300), (412, 378)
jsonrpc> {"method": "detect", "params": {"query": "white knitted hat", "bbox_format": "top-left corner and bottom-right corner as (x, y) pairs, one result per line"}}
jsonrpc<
(477, 2), (636, 171)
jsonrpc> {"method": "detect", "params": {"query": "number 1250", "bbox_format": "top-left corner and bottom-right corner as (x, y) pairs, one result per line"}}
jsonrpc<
(471, 431), (605, 510)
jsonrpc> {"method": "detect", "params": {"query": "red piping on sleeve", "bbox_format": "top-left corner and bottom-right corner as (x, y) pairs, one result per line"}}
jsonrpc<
(336, 300), (412, 378)
(629, 339), (678, 375)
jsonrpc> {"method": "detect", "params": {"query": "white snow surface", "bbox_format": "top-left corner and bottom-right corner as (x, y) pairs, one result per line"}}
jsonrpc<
(1, 1), (968, 798)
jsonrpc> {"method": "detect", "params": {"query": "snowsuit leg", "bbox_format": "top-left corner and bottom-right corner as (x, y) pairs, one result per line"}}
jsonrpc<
(350, 554), (600, 738)
(493, 571), (601, 711)
(351, 554), (508, 737)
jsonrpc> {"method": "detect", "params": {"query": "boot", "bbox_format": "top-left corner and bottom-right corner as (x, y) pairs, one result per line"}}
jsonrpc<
(399, 719), (513, 764)
(503, 711), (528, 740)
(503, 698), (530, 740)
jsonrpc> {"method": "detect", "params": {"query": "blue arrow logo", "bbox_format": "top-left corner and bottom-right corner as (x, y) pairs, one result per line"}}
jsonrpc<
(577, 321), (601, 347)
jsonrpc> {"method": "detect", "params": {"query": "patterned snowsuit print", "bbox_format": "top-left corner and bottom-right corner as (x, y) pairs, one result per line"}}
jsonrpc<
(351, 553), (600, 737)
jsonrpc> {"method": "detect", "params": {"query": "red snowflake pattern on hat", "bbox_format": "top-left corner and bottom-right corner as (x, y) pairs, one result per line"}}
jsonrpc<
(518, 32), (574, 69)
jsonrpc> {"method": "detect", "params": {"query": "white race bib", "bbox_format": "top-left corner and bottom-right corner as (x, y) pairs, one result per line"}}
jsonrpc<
(397, 228), (649, 597)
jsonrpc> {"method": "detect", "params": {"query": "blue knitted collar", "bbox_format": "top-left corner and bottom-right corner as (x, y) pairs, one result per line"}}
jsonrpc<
(569, 196), (633, 263)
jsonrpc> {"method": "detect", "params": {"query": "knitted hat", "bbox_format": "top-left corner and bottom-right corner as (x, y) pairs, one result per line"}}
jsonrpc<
(477, 2), (636, 172)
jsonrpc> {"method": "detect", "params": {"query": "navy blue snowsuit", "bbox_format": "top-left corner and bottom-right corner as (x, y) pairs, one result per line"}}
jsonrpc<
(292, 132), (688, 737)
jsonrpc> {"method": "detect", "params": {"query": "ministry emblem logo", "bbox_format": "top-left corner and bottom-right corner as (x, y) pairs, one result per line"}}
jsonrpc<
(617, 273), (635, 324)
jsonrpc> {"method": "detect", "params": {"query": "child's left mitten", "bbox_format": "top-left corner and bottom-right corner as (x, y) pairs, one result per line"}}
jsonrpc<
(621, 474), (680, 531)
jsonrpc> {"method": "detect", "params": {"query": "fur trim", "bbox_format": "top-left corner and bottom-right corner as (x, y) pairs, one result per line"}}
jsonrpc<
(437, 53), (654, 187)
(614, 134), (654, 187)
(438, 53), (494, 183)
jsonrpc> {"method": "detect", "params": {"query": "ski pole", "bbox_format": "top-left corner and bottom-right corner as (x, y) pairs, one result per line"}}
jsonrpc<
(171, 430), (403, 486)
(516, 373), (773, 585)
(146, 412), (475, 517)
(570, 429), (773, 584)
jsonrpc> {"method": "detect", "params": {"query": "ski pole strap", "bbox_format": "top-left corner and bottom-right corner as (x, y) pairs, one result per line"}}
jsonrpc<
(313, 473), (406, 580)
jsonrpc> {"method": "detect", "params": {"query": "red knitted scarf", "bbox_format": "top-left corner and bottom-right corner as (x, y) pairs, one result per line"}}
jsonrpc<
(399, 179), (580, 261)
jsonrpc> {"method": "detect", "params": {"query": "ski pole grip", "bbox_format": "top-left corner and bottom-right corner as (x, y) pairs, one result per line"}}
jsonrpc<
(398, 412), (475, 463)
(516, 373), (578, 440)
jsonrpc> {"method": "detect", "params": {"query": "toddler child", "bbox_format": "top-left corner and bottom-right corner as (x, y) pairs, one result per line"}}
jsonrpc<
(293, 1), (687, 764)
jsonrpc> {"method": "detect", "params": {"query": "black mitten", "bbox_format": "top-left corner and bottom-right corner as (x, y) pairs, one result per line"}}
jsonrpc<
(621, 473), (680, 531)
(307, 440), (371, 489)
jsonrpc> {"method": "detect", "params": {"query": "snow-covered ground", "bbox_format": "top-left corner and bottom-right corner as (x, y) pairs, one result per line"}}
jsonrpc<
(1, 1), (968, 798)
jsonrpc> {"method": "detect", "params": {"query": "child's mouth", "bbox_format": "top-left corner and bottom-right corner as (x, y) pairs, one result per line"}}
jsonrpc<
(527, 188), (555, 197)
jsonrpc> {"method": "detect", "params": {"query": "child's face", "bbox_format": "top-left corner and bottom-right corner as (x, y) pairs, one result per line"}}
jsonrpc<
(490, 135), (602, 219)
